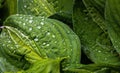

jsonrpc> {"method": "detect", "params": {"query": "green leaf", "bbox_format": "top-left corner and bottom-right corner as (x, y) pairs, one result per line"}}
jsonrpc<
(4, 14), (81, 68)
(82, 0), (106, 32)
(1, 26), (42, 63)
(73, 0), (120, 65)
(24, 58), (62, 73)
(0, 26), (42, 72)
(63, 63), (120, 73)
(105, 0), (120, 54)
(3, 0), (74, 17)
(0, 26), (65, 73)
(0, 57), (19, 73)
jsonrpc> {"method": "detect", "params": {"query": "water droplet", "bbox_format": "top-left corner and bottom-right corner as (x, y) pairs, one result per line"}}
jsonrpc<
(67, 31), (70, 34)
(43, 42), (46, 45)
(29, 20), (33, 23)
(19, 21), (22, 24)
(16, 45), (19, 48)
(16, 14), (19, 16)
(13, 50), (16, 54)
(24, 5), (27, 8)
(47, 32), (50, 35)
(46, 44), (50, 47)
(52, 35), (55, 38)
(55, 41), (57, 44)
(40, 22), (44, 25)
(26, 19), (29, 21)
(29, 28), (32, 31)
(30, 17), (33, 19)
(41, 18), (44, 21)
(34, 38), (39, 41)
(8, 41), (11, 43)
(104, 58), (107, 61)
(19, 17), (23, 19)
(2, 44), (5, 46)
(23, 23), (26, 25)
(98, 50), (101, 53)
(37, 26), (41, 29)
(59, 10), (62, 13)
(7, 45), (9, 47)
(10, 47), (13, 49)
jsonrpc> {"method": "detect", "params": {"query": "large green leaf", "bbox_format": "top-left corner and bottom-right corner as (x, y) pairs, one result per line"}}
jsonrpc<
(73, 0), (120, 65)
(4, 14), (81, 68)
(105, 0), (120, 54)
(0, 26), (64, 73)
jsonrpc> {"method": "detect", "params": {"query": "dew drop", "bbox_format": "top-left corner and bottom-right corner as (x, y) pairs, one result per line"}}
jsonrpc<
(16, 14), (19, 16)
(59, 10), (62, 13)
(7, 45), (9, 47)
(47, 32), (50, 35)
(34, 38), (39, 41)
(67, 31), (70, 34)
(104, 58), (107, 61)
(8, 41), (11, 43)
(19, 17), (23, 19)
(46, 44), (50, 47)
(24, 5), (27, 8)
(43, 42), (46, 45)
(13, 50), (16, 54)
(26, 19), (29, 21)
(19, 21), (22, 24)
(41, 18), (45, 21)
(37, 26), (41, 29)
(2, 44), (5, 46)
(52, 35), (55, 38)
(55, 41), (57, 44)
(23, 23), (26, 25)
(30, 17), (33, 19)
(29, 20), (33, 23)
(29, 28), (32, 31)
(40, 22), (44, 25)
(10, 47), (13, 49)
(16, 45), (19, 48)
(98, 50), (101, 53)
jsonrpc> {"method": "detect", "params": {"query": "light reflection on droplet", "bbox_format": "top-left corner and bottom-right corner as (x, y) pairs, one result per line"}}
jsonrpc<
(37, 26), (41, 29)
(24, 5), (27, 8)
(52, 35), (55, 38)
(46, 44), (50, 47)
(41, 22), (44, 25)
(47, 32), (50, 35)
(29, 20), (33, 23)
(29, 28), (32, 31)
(23, 23), (26, 25)
(34, 38), (39, 41)
(98, 50), (101, 53)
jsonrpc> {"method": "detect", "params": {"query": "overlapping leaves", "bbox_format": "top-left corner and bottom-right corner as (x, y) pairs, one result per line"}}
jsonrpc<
(1, 0), (120, 73)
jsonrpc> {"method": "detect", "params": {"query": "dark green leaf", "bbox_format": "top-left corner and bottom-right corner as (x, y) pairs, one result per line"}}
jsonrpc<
(73, 0), (120, 66)
(82, 0), (106, 32)
(105, 0), (120, 54)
